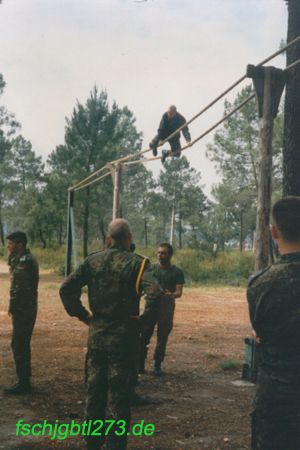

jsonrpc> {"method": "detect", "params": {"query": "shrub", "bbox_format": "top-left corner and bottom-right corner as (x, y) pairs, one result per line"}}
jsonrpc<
(0, 243), (255, 286)
(219, 359), (241, 371)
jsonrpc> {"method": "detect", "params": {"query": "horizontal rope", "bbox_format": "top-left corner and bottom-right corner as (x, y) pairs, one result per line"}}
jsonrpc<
(110, 34), (300, 165)
(285, 57), (300, 71)
(124, 54), (300, 168)
(69, 165), (108, 191)
(71, 170), (111, 192)
(69, 35), (300, 188)
(124, 94), (255, 166)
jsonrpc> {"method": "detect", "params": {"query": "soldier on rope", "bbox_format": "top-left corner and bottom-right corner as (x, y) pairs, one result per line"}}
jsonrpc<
(149, 105), (192, 163)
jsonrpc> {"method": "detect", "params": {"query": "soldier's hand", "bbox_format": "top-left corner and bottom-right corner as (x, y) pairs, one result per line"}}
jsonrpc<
(186, 140), (192, 147)
(252, 328), (261, 344)
(81, 312), (93, 326)
(162, 290), (174, 299)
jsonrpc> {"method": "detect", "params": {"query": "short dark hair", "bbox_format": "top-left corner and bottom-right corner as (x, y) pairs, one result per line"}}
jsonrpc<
(108, 219), (131, 242)
(159, 243), (173, 256)
(272, 196), (300, 242)
(6, 231), (27, 246)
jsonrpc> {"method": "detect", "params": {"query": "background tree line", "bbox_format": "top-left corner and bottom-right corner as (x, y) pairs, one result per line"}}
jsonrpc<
(0, 73), (283, 256)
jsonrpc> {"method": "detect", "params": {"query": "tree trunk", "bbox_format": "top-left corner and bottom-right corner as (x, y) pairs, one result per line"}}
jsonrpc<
(239, 211), (244, 253)
(83, 187), (90, 258)
(99, 218), (106, 245)
(170, 206), (175, 245)
(283, 0), (300, 195)
(0, 220), (4, 246)
(178, 212), (183, 249)
(162, 215), (167, 242)
(0, 191), (4, 246)
(58, 221), (63, 247)
(255, 68), (274, 271)
(39, 228), (47, 249)
(144, 218), (148, 248)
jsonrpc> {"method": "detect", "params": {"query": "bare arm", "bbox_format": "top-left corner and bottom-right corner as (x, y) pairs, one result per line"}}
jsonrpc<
(164, 284), (183, 299)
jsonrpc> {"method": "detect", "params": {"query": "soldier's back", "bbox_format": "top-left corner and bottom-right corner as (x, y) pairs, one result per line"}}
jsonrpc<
(248, 253), (300, 386)
(86, 247), (145, 350)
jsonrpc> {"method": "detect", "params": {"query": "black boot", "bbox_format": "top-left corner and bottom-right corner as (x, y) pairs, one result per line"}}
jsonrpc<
(131, 392), (151, 406)
(149, 141), (158, 157)
(138, 359), (145, 374)
(4, 379), (32, 395)
(161, 149), (169, 164)
(154, 361), (163, 376)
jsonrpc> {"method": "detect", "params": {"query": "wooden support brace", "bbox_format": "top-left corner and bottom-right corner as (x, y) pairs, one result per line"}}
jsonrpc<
(65, 190), (74, 277)
(247, 65), (286, 271)
(247, 64), (286, 119)
(109, 163), (123, 220)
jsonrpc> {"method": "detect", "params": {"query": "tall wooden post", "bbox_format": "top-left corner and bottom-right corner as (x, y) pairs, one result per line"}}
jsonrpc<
(112, 164), (122, 220)
(283, 1), (300, 195)
(170, 204), (175, 245)
(255, 67), (273, 271)
(65, 190), (77, 276)
(169, 190), (176, 245)
(247, 65), (286, 271)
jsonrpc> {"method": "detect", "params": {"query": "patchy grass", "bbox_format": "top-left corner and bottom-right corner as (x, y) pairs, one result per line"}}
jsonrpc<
(219, 359), (241, 371)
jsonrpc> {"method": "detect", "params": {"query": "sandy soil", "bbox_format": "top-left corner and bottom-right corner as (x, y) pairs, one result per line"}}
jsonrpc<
(0, 261), (254, 450)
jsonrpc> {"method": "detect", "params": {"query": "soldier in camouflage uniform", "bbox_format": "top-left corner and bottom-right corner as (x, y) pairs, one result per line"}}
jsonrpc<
(247, 197), (300, 450)
(4, 231), (39, 395)
(60, 219), (162, 450)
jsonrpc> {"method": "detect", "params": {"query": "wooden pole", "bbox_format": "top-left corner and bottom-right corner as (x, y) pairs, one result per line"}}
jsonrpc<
(65, 190), (74, 277)
(170, 192), (176, 245)
(247, 65), (286, 271)
(70, 199), (77, 269)
(112, 164), (122, 220)
(283, 2), (300, 196)
(255, 67), (273, 271)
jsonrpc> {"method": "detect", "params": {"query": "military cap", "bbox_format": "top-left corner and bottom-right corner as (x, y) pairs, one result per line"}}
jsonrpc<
(6, 231), (27, 246)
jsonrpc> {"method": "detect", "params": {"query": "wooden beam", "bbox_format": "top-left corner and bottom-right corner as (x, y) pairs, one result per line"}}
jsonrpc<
(247, 65), (286, 271)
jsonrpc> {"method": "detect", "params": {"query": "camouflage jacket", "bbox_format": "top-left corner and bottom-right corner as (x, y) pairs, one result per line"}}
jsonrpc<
(59, 246), (162, 349)
(247, 252), (300, 386)
(8, 249), (39, 314)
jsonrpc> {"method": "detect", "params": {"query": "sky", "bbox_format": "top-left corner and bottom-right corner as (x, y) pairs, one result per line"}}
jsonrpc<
(0, 0), (288, 196)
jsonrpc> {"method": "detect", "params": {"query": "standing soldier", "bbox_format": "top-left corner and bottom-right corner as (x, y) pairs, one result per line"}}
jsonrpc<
(139, 243), (185, 376)
(149, 105), (192, 163)
(60, 219), (161, 450)
(247, 197), (300, 450)
(4, 231), (39, 395)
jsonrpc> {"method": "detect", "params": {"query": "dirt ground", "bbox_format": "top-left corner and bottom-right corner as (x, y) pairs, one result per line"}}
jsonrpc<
(0, 261), (255, 450)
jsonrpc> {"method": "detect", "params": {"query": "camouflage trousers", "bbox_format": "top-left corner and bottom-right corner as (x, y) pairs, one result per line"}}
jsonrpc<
(11, 305), (37, 382)
(151, 134), (182, 157)
(140, 297), (175, 364)
(252, 384), (300, 450)
(85, 341), (138, 450)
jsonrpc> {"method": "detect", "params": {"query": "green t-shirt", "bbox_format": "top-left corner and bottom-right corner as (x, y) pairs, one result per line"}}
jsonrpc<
(152, 264), (185, 293)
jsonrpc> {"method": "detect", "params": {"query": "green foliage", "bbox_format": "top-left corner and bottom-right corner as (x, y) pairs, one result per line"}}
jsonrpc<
(156, 157), (208, 248)
(48, 87), (143, 255)
(219, 359), (241, 371)
(31, 246), (67, 272)
(172, 249), (254, 285)
(2, 244), (254, 286)
(206, 84), (283, 250)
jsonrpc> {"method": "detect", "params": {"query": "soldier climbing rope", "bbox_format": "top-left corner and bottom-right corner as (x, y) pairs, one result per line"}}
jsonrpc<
(65, 36), (300, 276)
